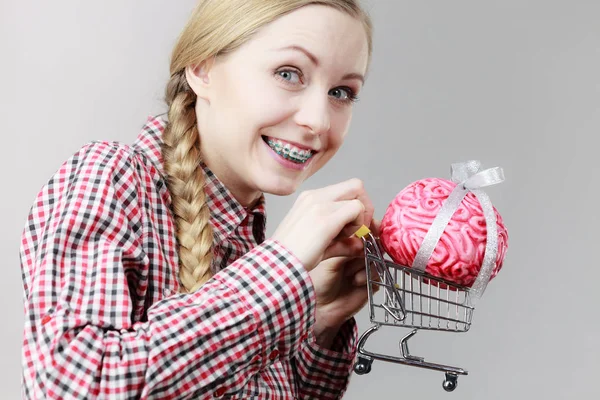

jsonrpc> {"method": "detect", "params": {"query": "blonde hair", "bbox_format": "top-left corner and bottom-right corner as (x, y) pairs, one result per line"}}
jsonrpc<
(162, 0), (373, 294)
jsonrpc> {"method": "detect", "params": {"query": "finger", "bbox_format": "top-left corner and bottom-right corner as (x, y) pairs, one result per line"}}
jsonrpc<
(362, 198), (374, 234)
(353, 269), (367, 286)
(331, 199), (366, 238)
(342, 257), (366, 277)
(353, 270), (383, 290)
(313, 256), (346, 273)
(372, 281), (381, 293)
(322, 236), (364, 260)
(372, 266), (385, 293)
(350, 259), (371, 286)
(370, 218), (382, 238)
(313, 179), (374, 231)
(349, 257), (366, 273)
(314, 178), (366, 202)
(351, 192), (373, 239)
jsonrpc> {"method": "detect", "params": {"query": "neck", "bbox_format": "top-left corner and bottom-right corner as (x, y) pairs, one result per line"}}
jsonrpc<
(201, 159), (263, 209)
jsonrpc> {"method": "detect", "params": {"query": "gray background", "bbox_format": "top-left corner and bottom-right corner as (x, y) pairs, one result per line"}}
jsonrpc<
(2, 0), (599, 398)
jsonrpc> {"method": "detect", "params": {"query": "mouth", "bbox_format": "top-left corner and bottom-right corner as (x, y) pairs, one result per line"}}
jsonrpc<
(261, 135), (317, 164)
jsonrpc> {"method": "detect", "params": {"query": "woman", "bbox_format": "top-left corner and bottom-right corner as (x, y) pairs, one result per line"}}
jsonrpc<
(20, 0), (377, 398)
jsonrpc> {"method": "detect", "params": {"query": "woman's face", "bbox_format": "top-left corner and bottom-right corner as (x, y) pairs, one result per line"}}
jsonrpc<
(190, 4), (369, 207)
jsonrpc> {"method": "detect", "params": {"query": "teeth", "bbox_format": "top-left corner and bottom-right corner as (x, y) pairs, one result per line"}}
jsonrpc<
(266, 137), (314, 163)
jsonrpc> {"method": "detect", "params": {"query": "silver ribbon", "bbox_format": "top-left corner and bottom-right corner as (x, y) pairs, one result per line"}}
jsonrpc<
(411, 160), (505, 303)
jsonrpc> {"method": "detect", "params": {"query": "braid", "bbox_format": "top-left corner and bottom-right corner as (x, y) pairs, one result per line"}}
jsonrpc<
(162, 70), (214, 293)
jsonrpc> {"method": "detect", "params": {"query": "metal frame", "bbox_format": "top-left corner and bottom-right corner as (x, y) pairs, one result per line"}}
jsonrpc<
(354, 232), (477, 392)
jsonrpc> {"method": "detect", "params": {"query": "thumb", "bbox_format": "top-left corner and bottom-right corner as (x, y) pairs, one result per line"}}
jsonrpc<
(370, 217), (382, 238)
(322, 236), (364, 261)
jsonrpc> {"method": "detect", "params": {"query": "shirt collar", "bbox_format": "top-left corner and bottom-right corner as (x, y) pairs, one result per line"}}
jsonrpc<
(132, 114), (267, 243)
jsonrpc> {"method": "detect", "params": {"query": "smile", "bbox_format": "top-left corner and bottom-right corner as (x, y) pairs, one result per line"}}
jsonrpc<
(262, 136), (315, 164)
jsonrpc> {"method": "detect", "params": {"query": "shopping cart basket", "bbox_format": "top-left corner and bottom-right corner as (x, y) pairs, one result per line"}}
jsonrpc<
(352, 229), (475, 392)
(351, 161), (505, 391)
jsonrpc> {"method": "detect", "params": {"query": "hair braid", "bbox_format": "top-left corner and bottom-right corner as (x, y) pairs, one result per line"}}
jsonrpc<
(162, 70), (214, 293)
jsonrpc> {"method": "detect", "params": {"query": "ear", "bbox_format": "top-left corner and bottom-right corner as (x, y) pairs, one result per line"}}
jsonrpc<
(185, 57), (216, 102)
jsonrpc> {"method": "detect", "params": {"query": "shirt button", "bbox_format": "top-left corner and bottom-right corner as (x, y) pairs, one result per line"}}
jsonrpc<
(269, 349), (280, 361)
(41, 315), (51, 325)
(163, 288), (172, 297)
(213, 387), (226, 398)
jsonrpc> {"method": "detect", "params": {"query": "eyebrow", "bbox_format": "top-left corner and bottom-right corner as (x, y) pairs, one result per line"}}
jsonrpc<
(276, 44), (365, 85)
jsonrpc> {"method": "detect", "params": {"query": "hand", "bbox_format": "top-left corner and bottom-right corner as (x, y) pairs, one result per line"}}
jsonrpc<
(271, 179), (374, 271)
(309, 219), (382, 348)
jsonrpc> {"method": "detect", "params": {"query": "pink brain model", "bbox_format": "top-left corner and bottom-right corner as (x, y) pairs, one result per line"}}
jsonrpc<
(380, 178), (508, 287)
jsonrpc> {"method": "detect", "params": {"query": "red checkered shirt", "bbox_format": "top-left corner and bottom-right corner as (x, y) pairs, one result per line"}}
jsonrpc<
(20, 115), (358, 399)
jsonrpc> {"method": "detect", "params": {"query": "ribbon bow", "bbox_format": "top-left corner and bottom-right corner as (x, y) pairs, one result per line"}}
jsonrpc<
(411, 161), (505, 303)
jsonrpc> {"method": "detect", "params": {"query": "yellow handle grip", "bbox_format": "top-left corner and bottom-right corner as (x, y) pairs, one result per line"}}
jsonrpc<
(353, 225), (371, 238)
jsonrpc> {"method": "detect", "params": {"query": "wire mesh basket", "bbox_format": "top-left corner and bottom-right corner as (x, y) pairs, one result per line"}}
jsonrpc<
(353, 231), (477, 392)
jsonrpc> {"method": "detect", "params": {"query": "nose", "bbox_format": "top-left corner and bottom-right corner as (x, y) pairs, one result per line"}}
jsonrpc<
(294, 89), (331, 136)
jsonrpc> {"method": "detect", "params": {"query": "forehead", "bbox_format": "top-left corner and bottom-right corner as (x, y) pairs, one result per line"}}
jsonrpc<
(244, 5), (369, 75)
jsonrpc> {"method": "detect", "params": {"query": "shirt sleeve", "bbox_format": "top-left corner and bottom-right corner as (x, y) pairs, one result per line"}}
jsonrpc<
(288, 317), (358, 399)
(19, 142), (316, 399)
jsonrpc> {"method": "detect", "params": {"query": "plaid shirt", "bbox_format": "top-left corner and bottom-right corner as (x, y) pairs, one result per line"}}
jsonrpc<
(20, 115), (358, 400)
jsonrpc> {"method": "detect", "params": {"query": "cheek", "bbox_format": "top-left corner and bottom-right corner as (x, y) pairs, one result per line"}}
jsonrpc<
(243, 81), (295, 126)
(211, 67), (263, 124)
(327, 111), (352, 149)
(221, 65), (292, 120)
(316, 127), (348, 169)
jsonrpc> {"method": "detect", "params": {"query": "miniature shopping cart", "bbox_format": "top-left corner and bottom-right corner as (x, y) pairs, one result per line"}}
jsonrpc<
(352, 229), (476, 392)
(351, 161), (505, 391)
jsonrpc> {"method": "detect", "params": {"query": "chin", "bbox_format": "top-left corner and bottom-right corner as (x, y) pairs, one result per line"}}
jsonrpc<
(257, 175), (302, 197)
(261, 183), (298, 197)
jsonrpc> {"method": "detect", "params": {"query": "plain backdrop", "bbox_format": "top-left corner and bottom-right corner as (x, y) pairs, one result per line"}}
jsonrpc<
(2, 0), (599, 398)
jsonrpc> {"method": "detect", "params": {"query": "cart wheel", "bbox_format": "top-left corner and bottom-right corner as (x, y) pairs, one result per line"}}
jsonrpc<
(354, 357), (372, 375)
(442, 373), (458, 392)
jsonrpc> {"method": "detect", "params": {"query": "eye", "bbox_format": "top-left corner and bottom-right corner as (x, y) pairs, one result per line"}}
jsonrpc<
(277, 69), (302, 84)
(329, 87), (358, 103)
